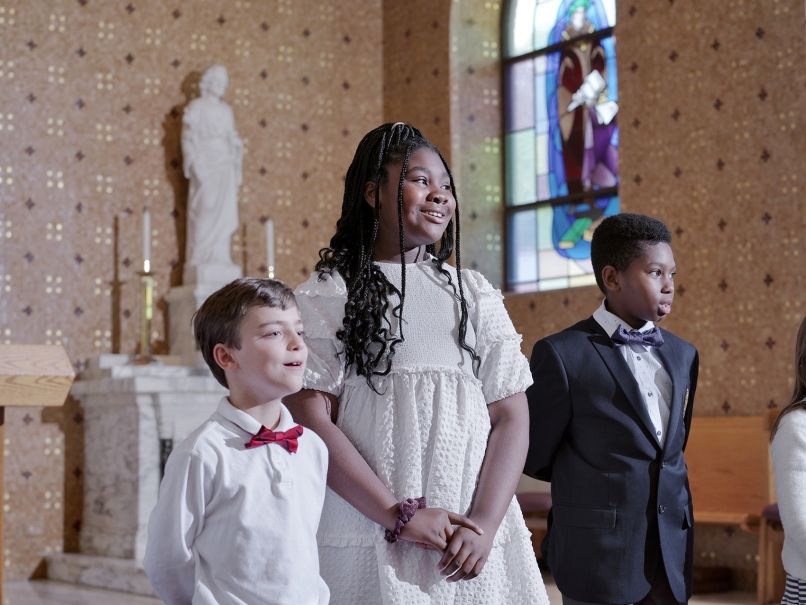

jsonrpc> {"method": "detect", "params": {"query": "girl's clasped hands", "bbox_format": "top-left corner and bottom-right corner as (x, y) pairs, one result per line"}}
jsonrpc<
(400, 507), (493, 582)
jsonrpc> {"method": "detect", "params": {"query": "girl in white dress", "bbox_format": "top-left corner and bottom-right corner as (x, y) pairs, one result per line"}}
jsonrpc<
(286, 123), (548, 605)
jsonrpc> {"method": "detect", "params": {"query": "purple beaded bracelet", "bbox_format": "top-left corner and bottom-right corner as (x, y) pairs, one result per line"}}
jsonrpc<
(384, 497), (427, 543)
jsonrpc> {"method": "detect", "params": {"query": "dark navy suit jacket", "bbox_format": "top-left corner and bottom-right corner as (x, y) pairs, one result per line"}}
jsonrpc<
(524, 317), (699, 604)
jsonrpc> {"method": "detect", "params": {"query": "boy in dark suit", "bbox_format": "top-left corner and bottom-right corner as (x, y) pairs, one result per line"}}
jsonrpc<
(524, 213), (698, 605)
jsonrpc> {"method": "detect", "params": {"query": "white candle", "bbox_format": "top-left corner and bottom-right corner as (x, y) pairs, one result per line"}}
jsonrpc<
(265, 219), (275, 278)
(143, 207), (151, 271)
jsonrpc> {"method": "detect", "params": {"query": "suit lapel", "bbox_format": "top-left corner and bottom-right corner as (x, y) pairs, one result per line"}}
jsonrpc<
(587, 317), (661, 450)
(653, 333), (686, 453)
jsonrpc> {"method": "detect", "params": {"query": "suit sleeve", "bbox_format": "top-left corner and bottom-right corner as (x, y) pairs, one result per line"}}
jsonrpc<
(682, 348), (699, 452)
(524, 338), (572, 481)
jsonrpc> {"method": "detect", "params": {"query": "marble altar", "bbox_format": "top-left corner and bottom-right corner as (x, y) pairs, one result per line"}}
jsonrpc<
(45, 354), (226, 595)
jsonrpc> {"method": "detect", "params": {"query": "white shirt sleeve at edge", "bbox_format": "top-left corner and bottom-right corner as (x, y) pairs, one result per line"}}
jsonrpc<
(143, 449), (211, 605)
(772, 410), (806, 577)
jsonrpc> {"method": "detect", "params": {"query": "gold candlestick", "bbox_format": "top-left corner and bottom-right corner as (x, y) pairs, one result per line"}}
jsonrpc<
(132, 261), (162, 365)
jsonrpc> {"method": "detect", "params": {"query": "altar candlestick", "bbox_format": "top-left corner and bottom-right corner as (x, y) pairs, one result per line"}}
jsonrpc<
(266, 219), (275, 278)
(142, 207), (151, 271)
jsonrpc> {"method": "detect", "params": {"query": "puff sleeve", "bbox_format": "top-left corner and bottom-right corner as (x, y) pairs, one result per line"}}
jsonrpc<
(295, 271), (348, 399)
(462, 269), (533, 404)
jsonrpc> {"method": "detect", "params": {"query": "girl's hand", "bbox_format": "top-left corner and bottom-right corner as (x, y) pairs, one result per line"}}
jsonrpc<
(437, 525), (495, 582)
(398, 508), (483, 551)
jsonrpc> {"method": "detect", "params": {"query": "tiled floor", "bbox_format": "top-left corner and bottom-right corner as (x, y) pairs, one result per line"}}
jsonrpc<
(2, 577), (763, 604)
(3, 581), (161, 605)
(541, 575), (758, 605)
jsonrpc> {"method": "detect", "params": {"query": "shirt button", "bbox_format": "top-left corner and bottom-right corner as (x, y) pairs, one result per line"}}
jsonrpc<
(648, 392), (654, 397)
(657, 431), (661, 437)
(659, 505), (666, 514)
(636, 356), (642, 361)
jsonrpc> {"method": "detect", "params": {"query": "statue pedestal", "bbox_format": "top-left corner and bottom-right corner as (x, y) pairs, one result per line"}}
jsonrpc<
(182, 263), (242, 287)
(166, 264), (243, 367)
(45, 354), (226, 596)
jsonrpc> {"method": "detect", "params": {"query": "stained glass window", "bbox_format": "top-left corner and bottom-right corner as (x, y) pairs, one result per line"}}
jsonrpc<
(503, 0), (619, 292)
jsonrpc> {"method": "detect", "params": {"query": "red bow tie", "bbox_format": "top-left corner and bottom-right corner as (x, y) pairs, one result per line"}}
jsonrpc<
(245, 425), (304, 453)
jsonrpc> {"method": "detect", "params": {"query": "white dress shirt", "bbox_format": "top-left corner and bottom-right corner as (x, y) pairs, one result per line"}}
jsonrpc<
(143, 398), (329, 605)
(592, 300), (673, 448)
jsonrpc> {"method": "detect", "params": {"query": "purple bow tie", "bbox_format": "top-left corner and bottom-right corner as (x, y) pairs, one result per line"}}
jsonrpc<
(611, 324), (664, 348)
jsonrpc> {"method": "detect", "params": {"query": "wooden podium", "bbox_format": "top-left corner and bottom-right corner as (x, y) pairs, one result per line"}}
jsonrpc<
(0, 345), (75, 599)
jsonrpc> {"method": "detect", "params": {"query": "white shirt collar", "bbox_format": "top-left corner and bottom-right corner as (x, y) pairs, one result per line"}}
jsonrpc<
(592, 299), (655, 338)
(215, 397), (298, 435)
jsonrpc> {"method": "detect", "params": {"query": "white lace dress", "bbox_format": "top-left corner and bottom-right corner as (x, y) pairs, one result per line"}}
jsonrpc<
(295, 258), (548, 605)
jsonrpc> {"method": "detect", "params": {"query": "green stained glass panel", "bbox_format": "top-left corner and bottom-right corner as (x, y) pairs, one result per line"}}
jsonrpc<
(505, 130), (536, 206)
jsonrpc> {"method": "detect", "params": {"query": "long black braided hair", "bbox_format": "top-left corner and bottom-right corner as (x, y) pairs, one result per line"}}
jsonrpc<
(316, 123), (480, 391)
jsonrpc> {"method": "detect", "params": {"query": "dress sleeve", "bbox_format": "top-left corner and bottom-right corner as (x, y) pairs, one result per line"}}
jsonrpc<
(295, 272), (348, 398)
(143, 449), (212, 605)
(462, 269), (533, 404)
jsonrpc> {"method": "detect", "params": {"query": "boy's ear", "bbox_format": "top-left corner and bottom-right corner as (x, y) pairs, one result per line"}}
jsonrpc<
(213, 343), (239, 373)
(364, 180), (377, 208)
(601, 265), (621, 293)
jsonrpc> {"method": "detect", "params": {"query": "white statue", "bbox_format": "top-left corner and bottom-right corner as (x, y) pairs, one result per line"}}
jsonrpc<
(181, 64), (243, 282)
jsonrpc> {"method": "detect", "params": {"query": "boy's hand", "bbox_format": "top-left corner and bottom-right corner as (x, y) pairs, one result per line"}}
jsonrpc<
(398, 508), (483, 551)
(437, 525), (495, 582)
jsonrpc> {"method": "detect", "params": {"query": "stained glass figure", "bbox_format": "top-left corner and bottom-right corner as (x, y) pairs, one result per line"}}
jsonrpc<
(503, 0), (619, 291)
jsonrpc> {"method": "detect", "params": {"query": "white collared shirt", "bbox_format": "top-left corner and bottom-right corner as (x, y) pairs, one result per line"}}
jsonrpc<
(593, 300), (673, 448)
(144, 397), (329, 605)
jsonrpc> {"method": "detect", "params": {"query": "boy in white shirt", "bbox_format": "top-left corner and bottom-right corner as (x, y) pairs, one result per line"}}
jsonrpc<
(144, 278), (329, 605)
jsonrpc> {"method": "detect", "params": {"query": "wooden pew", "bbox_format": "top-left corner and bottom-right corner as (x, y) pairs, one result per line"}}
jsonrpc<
(686, 414), (775, 527)
(685, 412), (783, 601)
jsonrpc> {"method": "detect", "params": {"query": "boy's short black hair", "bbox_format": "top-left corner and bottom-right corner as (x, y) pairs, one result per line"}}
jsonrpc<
(192, 278), (296, 388)
(590, 213), (672, 294)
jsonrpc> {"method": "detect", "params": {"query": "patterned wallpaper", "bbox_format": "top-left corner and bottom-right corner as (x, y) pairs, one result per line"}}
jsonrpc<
(501, 0), (806, 587)
(1, 0), (803, 589)
(0, 0), (382, 580)
(505, 0), (806, 417)
(383, 0), (451, 161)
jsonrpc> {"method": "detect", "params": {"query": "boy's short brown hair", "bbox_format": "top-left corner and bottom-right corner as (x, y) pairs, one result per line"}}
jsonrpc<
(192, 278), (296, 388)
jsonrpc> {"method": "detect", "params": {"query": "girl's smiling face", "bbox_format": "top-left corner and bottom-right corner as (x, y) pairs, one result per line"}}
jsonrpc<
(364, 147), (456, 262)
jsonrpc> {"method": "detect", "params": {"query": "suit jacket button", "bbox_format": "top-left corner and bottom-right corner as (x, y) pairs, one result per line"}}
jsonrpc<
(659, 505), (666, 514)
(661, 461), (666, 469)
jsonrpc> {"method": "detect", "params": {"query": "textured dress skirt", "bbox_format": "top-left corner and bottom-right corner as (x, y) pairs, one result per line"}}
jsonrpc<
(295, 258), (549, 605)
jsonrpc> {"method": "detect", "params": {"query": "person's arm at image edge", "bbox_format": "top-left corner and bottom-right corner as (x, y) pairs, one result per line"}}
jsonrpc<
(772, 413), (806, 567)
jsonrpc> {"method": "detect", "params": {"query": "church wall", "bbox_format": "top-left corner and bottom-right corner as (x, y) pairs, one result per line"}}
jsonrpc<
(505, 0), (806, 420)
(2, 0), (804, 589)
(390, 0), (806, 589)
(0, 0), (382, 580)
(382, 0), (452, 161)
(500, 0), (806, 588)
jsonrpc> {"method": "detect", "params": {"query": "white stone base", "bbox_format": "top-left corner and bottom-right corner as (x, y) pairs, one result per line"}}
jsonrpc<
(45, 553), (156, 597)
(165, 282), (234, 367)
(71, 360), (226, 563)
(182, 262), (242, 286)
